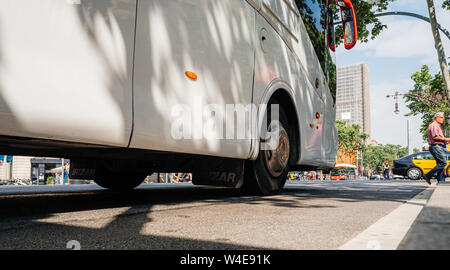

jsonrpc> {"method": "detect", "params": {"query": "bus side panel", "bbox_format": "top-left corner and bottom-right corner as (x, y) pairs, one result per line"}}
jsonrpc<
(323, 97), (338, 167)
(274, 0), (337, 168)
(286, 0), (337, 168)
(253, 15), (324, 167)
(0, 0), (136, 147)
(254, 0), (335, 167)
(130, 0), (255, 159)
(292, 0), (338, 168)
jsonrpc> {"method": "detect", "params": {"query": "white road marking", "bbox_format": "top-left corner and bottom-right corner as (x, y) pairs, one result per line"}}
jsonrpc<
(339, 187), (435, 250)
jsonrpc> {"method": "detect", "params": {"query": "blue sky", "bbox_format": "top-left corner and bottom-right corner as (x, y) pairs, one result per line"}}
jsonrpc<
(336, 0), (450, 151)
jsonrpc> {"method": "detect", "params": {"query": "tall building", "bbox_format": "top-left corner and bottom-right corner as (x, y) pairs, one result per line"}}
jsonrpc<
(336, 63), (371, 137)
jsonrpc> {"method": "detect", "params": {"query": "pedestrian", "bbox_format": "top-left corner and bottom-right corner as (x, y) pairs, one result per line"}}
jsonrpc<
(64, 162), (70, 184)
(383, 160), (390, 180)
(423, 112), (450, 185)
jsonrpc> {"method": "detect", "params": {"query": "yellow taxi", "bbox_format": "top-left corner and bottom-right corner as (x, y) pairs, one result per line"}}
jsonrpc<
(392, 151), (450, 180)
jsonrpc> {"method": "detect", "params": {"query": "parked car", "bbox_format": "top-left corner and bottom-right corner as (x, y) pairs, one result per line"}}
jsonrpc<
(369, 175), (382, 180)
(393, 151), (450, 180)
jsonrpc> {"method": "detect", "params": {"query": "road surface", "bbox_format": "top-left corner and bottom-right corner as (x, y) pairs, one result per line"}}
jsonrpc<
(0, 180), (430, 250)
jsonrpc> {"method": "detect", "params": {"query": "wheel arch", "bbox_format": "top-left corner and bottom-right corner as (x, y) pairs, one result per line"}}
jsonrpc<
(250, 81), (300, 166)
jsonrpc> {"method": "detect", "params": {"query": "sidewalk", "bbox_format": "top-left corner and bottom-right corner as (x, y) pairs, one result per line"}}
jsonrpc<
(399, 182), (450, 249)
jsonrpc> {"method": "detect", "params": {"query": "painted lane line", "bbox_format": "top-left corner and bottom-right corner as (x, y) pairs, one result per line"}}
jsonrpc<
(339, 187), (435, 250)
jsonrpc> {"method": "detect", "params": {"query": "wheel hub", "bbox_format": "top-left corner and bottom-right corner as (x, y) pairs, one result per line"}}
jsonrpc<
(264, 123), (290, 178)
(408, 168), (420, 179)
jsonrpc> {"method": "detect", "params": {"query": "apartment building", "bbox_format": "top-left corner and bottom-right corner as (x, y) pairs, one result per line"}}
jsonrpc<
(336, 63), (371, 136)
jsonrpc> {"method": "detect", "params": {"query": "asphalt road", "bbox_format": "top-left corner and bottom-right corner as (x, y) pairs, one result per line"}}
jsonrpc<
(0, 180), (429, 250)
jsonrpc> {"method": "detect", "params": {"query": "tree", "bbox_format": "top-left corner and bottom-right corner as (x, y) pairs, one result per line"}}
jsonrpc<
(426, 0), (450, 102)
(404, 65), (450, 140)
(363, 144), (408, 174)
(341, 0), (449, 45)
(296, 0), (397, 47)
(333, 0), (395, 46)
(443, 0), (450, 10)
(336, 120), (369, 165)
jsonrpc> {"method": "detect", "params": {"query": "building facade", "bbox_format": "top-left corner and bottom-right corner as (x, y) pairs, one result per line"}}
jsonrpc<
(0, 155), (65, 184)
(336, 63), (371, 136)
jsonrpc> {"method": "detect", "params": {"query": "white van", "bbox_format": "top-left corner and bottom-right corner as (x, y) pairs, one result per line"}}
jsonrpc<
(0, 0), (357, 194)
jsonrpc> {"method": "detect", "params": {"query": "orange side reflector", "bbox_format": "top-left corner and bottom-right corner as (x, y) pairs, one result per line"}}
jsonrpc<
(185, 71), (198, 80)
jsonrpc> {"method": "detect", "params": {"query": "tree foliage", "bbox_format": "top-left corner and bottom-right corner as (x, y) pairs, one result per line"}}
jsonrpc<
(336, 120), (369, 164)
(335, 0), (449, 47)
(334, 0), (395, 46)
(301, 0), (448, 47)
(363, 144), (408, 174)
(336, 120), (408, 174)
(404, 65), (450, 140)
(443, 0), (450, 10)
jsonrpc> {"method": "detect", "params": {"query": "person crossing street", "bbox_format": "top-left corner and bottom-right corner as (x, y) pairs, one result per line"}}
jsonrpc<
(424, 112), (450, 185)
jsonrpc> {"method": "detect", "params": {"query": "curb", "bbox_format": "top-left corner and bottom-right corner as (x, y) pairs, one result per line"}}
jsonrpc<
(399, 182), (450, 250)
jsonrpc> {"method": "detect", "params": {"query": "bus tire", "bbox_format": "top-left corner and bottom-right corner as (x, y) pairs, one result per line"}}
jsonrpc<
(95, 171), (147, 190)
(242, 101), (291, 195)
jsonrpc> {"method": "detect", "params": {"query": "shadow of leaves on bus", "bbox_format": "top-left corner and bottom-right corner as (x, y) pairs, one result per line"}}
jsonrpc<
(130, 0), (255, 154)
(68, 0), (261, 157)
(1, 0), (255, 159)
(0, 16), (4, 121)
(1, 1), (329, 172)
(0, 15), (23, 138)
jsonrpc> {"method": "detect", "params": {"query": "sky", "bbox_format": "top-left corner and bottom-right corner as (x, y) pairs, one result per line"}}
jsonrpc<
(336, 0), (450, 151)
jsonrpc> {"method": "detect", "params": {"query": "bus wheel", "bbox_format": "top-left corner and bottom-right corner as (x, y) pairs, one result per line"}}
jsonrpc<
(242, 102), (291, 195)
(95, 171), (148, 190)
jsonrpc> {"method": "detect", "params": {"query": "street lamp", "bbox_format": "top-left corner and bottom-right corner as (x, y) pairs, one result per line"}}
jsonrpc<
(386, 91), (413, 155)
(386, 91), (403, 114)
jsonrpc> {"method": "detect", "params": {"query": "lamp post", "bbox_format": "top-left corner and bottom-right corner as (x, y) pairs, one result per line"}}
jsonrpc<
(386, 91), (403, 114)
(387, 92), (413, 155)
(407, 118), (413, 155)
(374, 11), (450, 41)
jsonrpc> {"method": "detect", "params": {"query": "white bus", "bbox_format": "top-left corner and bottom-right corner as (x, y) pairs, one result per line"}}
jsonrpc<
(0, 0), (357, 195)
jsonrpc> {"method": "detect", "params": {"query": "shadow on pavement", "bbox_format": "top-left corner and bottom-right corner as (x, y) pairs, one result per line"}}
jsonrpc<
(0, 182), (427, 217)
(0, 182), (427, 250)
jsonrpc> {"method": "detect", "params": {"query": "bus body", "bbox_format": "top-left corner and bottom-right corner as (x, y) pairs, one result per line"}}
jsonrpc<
(330, 164), (357, 180)
(0, 0), (354, 194)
